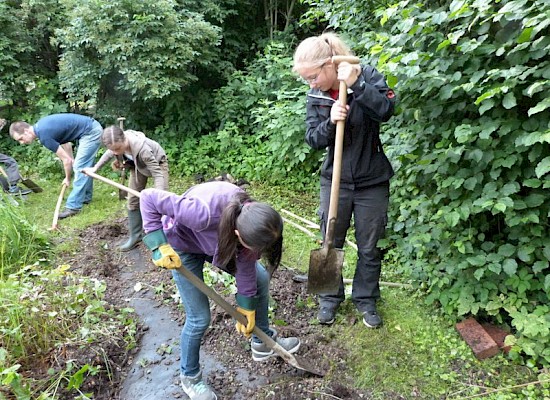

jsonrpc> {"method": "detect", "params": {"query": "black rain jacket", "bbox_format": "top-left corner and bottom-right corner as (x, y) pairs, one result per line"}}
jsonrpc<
(304, 64), (396, 189)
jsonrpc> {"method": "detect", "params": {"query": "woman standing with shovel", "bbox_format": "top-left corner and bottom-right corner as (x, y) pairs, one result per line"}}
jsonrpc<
(293, 32), (396, 328)
(139, 181), (300, 400)
(83, 125), (169, 251)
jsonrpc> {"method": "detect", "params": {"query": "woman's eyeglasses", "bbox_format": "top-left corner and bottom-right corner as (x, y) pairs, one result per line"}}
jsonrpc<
(302, 63), (327, 84)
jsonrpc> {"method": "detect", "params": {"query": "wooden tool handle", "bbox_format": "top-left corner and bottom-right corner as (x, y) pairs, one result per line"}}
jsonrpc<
(51, 184), (67, 229)
(117, 117), (126, 130)
(325, 58), (360, 242)
(331, 55), (360, 65)
(84, 170), (141, 198)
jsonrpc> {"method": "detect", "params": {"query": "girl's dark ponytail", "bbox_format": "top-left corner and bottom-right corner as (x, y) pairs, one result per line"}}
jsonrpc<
(217, 192), (283, 275)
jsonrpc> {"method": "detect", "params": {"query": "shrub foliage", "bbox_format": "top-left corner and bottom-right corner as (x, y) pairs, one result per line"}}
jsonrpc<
(350, 0), (549, 365)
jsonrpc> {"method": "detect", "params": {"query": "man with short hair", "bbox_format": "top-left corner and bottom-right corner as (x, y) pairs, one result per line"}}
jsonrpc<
(10, 113), (102, 218)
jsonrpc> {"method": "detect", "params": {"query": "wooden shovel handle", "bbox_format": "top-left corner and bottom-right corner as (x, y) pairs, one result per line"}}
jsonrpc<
(325, 55), (360, 241)
(51, 184), (67, 230)
(84, 170), (141, 198)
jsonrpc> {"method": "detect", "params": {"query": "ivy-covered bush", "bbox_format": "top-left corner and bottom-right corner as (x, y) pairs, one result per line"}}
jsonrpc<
(354, 0), (549, 366)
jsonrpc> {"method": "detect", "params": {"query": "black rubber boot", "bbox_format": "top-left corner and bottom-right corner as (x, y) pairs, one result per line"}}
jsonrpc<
(119, 209), (143, 251)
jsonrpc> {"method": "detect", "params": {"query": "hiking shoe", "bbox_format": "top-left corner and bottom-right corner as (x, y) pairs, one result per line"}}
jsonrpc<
(8, 185), (32, 196)
(180, 371), (217, 400)
(251, 328), (300, 362)
(58, 208), (80, 219)
(362, 310), (382, 328)
(317, 306), (337, 325)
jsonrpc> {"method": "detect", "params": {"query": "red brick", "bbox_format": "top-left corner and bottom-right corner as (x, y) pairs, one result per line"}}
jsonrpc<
(455, 318), (499, 359)
(482, 323), (512, 354)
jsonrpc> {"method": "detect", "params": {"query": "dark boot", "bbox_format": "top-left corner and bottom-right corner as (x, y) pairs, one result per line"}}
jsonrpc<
(119, 209), (143, 251)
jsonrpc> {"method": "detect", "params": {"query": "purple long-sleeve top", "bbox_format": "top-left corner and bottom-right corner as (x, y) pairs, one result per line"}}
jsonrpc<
(140, 181), (259, 298)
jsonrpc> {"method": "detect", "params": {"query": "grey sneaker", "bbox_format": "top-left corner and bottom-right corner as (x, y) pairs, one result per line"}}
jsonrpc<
(8, 185), (32, 196)
(251, 328), (301, 362)
(362, 310), (382, 328)
(180, 371), (217, 400)
(317, 305), (337, 325)
(58, 208), (80, 219)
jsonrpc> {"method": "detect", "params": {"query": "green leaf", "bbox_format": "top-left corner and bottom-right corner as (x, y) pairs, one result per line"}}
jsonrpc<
(517, 245), (535, 262)
(478, 99), (494, 115)
(502, 92), (517, 109)
(528, 97), (550, 116)
(464, 177), (477, 190)
(522, 178), (541, 188)
(517, 27), (533, 44)
(437, 39), (451, 51)
(475, 87), (502, 105)
(535, 156), (550, 178)
(533, 261), (547, 274)
(488, 263), (502, 274)
(503, 258), (518, 276)
(474, 268), (485, 280)
(444, 211), (461, 227)
(499, 243), (516, 257)
(525, 193), (545, 207)
(467, 255), (486, 267)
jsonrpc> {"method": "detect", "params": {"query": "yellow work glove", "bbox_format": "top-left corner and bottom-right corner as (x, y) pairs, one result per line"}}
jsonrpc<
(235, 294), (258, 338)
(142, 230), (182, 269)
(153, 244), (182, 269)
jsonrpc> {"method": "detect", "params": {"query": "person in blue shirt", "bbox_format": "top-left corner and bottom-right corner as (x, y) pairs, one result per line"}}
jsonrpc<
(10, 113), (102, 218)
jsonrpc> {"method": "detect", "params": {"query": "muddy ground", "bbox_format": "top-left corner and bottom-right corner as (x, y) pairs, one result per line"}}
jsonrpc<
(52, 219), (375, 400)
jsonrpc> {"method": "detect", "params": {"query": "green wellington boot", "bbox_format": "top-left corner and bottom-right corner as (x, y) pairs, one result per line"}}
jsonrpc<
(119, 209), (144, 251)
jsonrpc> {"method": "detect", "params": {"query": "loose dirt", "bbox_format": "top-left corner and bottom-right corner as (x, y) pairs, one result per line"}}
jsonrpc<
(54, 219), (372, 400)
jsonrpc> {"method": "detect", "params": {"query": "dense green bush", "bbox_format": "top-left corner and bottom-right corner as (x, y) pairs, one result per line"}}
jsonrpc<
(351, 0), (550, 366)
(0, 200), (50, 278)
(166, 40), (321, 189)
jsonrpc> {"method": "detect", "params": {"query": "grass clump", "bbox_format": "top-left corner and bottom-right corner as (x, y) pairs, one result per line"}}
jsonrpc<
(0, 195), (137, 399)
(0, 195), (50, 278)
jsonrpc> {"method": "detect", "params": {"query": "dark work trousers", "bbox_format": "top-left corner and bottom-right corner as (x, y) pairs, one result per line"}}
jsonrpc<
(0, 153), (23, 185)
(318, 182), (389, 312)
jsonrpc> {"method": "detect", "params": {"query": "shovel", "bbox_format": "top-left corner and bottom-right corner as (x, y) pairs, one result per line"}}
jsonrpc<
(0, 166), (43, 193)
(83, 170), (326, 377)
(307, 55), (360, 295)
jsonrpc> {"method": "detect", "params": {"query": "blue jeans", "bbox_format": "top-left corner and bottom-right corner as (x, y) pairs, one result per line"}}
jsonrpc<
(65, 121), (102, 210)
(172, 252), (270, 377)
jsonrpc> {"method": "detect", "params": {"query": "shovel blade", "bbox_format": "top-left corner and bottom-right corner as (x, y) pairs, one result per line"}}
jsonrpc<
(21, 178), (43, 193)
(307, 247), (344, 295)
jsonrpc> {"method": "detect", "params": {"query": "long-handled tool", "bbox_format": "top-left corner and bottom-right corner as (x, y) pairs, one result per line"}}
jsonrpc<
(0, 165), (42, 193)
(117, 116), (128, 200)
(50, 183), (68, 230)
(84, 170), (326, 376)
(307, 55), (360, 295)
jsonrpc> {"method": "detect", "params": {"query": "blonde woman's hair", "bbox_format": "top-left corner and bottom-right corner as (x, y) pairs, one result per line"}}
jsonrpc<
(292, 32), (353, 72)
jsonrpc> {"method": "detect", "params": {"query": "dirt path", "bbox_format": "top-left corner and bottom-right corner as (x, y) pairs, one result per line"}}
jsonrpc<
(63, 220), (369, 400)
